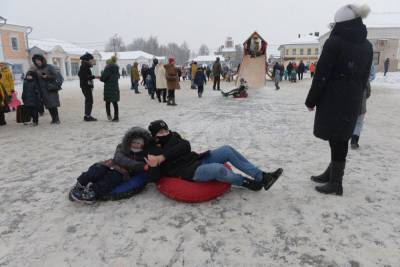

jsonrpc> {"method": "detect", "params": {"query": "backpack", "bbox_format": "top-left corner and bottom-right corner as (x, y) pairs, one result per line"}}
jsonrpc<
(47, 65), (64, 91)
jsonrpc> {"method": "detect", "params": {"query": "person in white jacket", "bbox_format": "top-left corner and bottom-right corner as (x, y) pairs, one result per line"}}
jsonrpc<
(154, 59), (167, 103)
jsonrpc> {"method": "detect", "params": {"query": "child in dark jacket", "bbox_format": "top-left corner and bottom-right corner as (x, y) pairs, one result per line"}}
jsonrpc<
(69, 127), (153, 203)
(194, 67), (207, 98)
(22, 71), (41, 126)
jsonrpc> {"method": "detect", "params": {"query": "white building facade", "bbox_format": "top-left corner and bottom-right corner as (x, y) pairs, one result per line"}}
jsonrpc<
(278, 34), (320, 66)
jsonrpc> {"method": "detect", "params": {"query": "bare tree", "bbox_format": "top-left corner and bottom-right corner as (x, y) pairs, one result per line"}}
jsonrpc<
(198, 44), (210, 56)
(105, 35), (126, 52)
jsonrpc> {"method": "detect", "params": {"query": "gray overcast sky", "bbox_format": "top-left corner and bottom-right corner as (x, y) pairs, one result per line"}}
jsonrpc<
(2, 0), (399, 53)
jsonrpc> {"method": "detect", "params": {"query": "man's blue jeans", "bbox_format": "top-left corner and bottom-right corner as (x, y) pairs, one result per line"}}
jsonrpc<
(192, 145), (263, 186)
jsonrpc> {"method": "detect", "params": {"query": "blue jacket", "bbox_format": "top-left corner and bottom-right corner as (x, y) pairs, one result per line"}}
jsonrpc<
(194, 70), (207, 87)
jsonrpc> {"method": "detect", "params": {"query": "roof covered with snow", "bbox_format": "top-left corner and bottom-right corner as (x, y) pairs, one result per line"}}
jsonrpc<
(99, 51), (157, 61)
(282, 35), (320, 46)
(364, 13), (400, 28)
(29, 38), (94, 55)
(191, 55), (225, 62)
(221, 47), (236, 53)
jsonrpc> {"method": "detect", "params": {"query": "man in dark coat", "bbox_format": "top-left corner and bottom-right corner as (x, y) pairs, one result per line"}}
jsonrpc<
(145, 120), (283, 192)
(305, 4), (373, 196)
(78, 52), (98, 122)
(212, 57), (222, 90)
(297, 60), (306, 80)
(31, 54), (61, 124)
(384, 58), (390, 76)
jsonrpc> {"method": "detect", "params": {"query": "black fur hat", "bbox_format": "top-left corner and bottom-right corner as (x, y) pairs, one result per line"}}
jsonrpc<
(148, 120), (169, 137)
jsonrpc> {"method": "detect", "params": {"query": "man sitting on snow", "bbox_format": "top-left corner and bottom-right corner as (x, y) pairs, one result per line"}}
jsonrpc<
(145, 120), (283, 191)
(221, 78), (248, 97)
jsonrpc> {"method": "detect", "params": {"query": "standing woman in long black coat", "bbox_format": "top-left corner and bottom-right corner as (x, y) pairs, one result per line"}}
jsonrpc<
(305, 4), (373, 195)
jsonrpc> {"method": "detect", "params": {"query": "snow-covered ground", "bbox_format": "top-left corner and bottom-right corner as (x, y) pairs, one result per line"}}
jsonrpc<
(1, 75), (400, 266)
(372, 72), (400, 90)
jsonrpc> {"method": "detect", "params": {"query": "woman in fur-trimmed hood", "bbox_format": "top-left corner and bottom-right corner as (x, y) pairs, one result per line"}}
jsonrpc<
(69, 127), (154, 203)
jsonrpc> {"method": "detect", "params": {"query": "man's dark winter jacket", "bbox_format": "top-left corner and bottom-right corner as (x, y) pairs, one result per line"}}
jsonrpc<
(305, 17), (373, 141)
(148, 132), (208, 182)
(78, 61), (95, 90)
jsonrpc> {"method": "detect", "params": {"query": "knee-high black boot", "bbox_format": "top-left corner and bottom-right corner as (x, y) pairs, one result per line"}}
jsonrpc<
(311, 163), (331, 183)
(315, 161), (345, 196)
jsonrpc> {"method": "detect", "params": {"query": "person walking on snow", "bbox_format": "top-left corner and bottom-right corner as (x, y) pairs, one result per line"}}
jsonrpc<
(155, 59), (168, 103)
(78, 52), (98, 122)
(31, 54), (62, 124)
(297, 60), (306, 80)
(306, 4), (373, 196)
(309, 62), (316, 78)
(350, 64), (375, 149)
(384, 58), (390, 76)
(100, 56), (120, 122)
(212, 57), (222, 90)
(22, 71), (42, 126)
(164, 58), (180, 106)
(130, 62), (140, 94)
(194, 66), (207, 97)
(273, 62), (281, 90)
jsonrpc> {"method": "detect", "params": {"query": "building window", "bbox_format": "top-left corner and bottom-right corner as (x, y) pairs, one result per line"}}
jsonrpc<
(307, 48), (311, 55)
(71, 62), (80, 76)
(12, 64), (23, 74)
(300, 49), (304, 55)
(10, 37), (19, 51)
(286, 49), (289, 55)
(315, 48), (319, 55)
(377, 40), (388, 48)
(373, 52), (380, 65)
(292, 49), (296, 55)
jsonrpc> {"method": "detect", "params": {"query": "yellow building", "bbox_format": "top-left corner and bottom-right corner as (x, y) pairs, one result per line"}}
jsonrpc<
(278, 34), (320, 66)
(0, 22), (31, 76)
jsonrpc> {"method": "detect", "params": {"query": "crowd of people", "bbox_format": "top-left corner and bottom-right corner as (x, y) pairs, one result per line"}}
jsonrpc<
(0, 4), (382, 202)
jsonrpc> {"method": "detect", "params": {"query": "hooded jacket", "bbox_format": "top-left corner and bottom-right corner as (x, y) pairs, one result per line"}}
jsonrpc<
(78, 61), (95, 90)
(305, 18), (373, 141)
(0, 64), (14, 96)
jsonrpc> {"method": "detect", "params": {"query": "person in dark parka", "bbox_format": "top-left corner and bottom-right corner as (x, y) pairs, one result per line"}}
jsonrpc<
(31, 54), (61, 124)
(78, 52), (98, 122)
(100, 56), (120, 122)
(69, 127), (153, 203)
(297, 60), (306, 80)
(22, 71), (41, 125)
(305, 4), (373, 196)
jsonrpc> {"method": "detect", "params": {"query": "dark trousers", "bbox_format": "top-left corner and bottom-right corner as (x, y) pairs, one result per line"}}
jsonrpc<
(167, 90), (175, 99)
(131, 80), (139, 93)
(48, 107), (59, 122)
(26, 106), (39, 123)
(81, 88), (93, 117)
(329, 140), (349, 162)
(198, 85), (204, 94)
(156, 89), (167, 102)
(213, 75), (221, 90)
(106, 101), (118, 118)
(77, 164), (124, 197)
(0, 110), (5, 125)
(310, 72), (314, 78)
(298, 72), (303, 80)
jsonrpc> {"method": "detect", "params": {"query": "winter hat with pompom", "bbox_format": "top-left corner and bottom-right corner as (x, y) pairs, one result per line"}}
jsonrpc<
(334, 4), (371, 23)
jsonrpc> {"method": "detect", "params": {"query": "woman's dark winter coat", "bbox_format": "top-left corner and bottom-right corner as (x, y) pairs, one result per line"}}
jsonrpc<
(100, 127), (153, 180)
(305, 18), (373, 141)
(148, 132), (208, 181)
(22, 78), (41, 107)
(100, 63), (120, 102)
(31, 55), (60, 109)
(78, 61), (95, 90)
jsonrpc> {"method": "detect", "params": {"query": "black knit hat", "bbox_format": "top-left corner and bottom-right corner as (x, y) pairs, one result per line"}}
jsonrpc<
(148, 120), (169, 137)
(80, 52), (94, 61)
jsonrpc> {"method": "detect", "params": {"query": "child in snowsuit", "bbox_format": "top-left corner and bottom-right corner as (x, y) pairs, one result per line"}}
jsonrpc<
(290, 69), (297, 83)
(69, 127), (153, 203)
(22, 71), (41, 126)
(222, 79), (248, 97)
(0, 73), (9, 126)
(194, 67), (207, 98)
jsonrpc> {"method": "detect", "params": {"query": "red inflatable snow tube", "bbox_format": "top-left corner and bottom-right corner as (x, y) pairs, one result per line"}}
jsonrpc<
(156, 164), (232, 203)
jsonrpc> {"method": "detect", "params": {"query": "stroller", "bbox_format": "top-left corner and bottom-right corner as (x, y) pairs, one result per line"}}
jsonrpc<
(221, 79), (248, 98)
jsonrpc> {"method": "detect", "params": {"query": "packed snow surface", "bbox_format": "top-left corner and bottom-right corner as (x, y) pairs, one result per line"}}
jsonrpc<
(1, 75), (399, 266)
